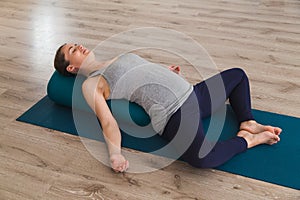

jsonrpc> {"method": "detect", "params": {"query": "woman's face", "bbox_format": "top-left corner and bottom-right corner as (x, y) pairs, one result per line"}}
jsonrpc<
(62, 43), (90, 70)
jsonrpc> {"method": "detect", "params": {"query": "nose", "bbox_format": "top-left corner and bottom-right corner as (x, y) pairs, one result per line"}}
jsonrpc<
(78, 45), (84, 51)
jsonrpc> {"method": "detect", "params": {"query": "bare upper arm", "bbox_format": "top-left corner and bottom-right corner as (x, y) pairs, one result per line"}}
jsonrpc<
(82, 77), (114, 127)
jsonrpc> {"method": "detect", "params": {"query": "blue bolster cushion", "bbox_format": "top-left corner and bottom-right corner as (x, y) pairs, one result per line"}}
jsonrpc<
(47, 71), (150, 126)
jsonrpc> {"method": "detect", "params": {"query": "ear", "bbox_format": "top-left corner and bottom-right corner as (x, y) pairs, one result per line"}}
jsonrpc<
(66, 65), (79, 74)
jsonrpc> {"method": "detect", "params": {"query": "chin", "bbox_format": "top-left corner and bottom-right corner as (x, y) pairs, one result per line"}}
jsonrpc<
(81, 52), (96, 67)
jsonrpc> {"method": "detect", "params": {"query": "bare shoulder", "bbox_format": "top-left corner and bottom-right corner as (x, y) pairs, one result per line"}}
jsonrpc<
(82, 75), (110, 99)
(82, 76), (103, 90)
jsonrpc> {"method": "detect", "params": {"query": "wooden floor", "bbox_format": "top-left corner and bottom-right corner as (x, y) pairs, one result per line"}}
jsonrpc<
(0, 0), (299, 199)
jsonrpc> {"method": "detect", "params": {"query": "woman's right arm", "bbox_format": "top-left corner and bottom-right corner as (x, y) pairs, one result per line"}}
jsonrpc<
(82, 77), (129, 172)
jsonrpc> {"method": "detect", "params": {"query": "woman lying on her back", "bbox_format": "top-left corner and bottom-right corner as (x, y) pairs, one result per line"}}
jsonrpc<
(54, 43), (281, 172)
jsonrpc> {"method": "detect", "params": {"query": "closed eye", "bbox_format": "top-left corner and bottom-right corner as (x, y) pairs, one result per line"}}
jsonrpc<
(68, 44), (78, 54)
(72, 44), (78, 53)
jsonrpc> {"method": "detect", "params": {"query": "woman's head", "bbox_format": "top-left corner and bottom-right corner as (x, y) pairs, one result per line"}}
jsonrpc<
(54, 43), (90, 76)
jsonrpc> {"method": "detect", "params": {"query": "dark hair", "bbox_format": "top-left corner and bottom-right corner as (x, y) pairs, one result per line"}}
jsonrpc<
(54, 44), (74, 76)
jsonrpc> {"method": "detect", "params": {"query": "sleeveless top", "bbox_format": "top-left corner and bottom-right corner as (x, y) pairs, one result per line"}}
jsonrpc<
(89, 53), (193, 134)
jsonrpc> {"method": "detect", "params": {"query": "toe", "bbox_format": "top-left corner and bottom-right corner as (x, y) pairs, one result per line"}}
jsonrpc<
(273, 134), (280, 142)
(275, 127), (282, 135)
(265, 125), (275, 134)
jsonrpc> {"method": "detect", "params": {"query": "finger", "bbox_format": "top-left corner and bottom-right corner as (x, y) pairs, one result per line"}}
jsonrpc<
(118, 166), (124, 172)
(111, 160), (119, 169)
(114, 165), (123, 173)
(123, 160), (129, 171)
(112, 167), (119, 173)
(126, 160), (129, 170)
(112, 162), (121, 172)
(121, 161), (128, 172)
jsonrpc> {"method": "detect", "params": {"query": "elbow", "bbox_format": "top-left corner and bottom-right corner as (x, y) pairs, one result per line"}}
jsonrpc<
(101, 118), (119, 133)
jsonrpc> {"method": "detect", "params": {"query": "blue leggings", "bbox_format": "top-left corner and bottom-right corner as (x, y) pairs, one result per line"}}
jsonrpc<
(161, 68), (254, 168)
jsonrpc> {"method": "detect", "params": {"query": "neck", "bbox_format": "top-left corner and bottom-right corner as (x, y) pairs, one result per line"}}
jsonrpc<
(76, 52), (118, 77)
(79, 60), (107, 77)
(80, 56), (119, 77)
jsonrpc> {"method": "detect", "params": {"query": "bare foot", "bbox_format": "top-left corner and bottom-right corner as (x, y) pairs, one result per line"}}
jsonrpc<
(240, 120), (282, 135)
(237, 130), (280, 148)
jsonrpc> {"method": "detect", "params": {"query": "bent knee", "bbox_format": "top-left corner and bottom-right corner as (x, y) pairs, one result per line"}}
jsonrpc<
(232, 68), (247, 78)
(228, 67), (246, 76)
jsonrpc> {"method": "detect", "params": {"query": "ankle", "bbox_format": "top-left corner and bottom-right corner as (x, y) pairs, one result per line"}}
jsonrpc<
(240, 120), (256, 128)
(242, 120), (256, 125)
(237, 130), (253, 148)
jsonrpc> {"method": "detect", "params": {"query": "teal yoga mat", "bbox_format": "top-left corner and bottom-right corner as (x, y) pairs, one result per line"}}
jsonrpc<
(17, 96), (300, 190)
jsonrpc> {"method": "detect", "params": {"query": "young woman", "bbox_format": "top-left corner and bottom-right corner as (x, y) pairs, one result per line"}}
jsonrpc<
(54, 43), (281, 173)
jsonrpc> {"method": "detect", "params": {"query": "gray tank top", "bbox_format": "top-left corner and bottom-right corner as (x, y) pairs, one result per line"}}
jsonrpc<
(89, 53), (193, 134)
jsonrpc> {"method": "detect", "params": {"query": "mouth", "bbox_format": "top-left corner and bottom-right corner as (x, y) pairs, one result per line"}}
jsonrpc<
(83, 48), (89, 55)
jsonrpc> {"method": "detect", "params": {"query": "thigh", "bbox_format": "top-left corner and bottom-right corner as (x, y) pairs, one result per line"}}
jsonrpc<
(193, 73), (225, 118)
(161, 91), (202, 157)
(193, 68), (245, 118)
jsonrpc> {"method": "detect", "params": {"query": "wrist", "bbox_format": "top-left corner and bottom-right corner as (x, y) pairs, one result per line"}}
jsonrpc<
(109, 149), (121, 157)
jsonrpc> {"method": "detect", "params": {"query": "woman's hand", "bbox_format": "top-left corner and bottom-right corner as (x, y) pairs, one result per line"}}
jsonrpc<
(110, 153), (129, 173)
(168, 65), (181, 74)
